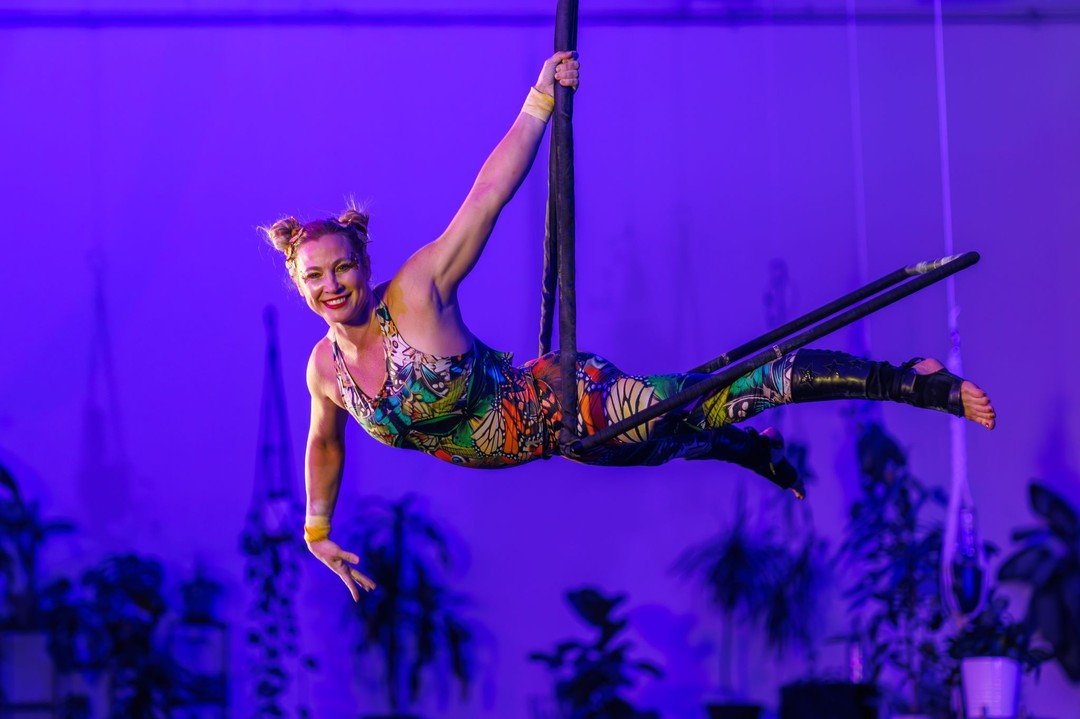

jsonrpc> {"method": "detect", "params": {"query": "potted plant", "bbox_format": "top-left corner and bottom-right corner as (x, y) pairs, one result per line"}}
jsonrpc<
(997, 481), (1080, 683)
(0, 461), (74, 713)
(674, 481), (826, 719)
(758, 441), (830, 667)
(170, 567), (229, 717)
(343, 494), (481, 718)
(841, 421), (952, 719)
(38, 554), (182, 719)
(946, 589), (1050, 718)
(84, 554), (181, 718)
(529, 587), (662, 719)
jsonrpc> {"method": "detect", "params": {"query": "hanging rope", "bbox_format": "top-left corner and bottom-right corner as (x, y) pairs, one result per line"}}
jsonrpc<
(539, 0), (580, 452)
(932, 0), (987, 620)
(845, 0), (874, 359)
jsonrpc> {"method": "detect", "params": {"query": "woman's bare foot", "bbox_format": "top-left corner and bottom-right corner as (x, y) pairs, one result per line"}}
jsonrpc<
(912, 358), (996, 430)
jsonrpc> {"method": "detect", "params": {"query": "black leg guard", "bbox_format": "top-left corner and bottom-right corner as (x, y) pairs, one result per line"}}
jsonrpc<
(790, 349), (966, 417)
(576, 423), (803, 498)
(789, 349), (898, 403)
(689, 426), (804, 499)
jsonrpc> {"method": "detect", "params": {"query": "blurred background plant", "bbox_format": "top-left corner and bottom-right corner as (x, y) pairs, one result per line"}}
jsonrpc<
(997, 481), (1080, 683)
(841, 421), (952, 717)
(343, 493), (482, 718)
(529, 587), (662, 719)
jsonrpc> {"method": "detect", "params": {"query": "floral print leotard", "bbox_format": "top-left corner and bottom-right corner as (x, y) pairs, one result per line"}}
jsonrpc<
(329, 301), (798, 473)
(330, 301), (558, 467)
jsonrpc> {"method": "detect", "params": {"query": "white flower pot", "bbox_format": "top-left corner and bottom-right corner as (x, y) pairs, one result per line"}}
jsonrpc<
(961, 656), (1020, 718)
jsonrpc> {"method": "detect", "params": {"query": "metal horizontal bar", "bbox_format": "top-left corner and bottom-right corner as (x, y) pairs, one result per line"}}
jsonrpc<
(571, 251), (980, 454)
(689, 253), (960, 375)
(2, 8), (1079, 29)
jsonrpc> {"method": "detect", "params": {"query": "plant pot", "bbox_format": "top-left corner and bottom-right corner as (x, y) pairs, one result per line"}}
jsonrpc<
(705, 703), (763, 719)
(780, 681), (878, 719)
(961, 656), (1020, 719)
(0, 629), (54, 708)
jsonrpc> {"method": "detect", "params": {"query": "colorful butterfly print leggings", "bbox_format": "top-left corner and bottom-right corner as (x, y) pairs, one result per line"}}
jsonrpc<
(523, 351), (795, 465)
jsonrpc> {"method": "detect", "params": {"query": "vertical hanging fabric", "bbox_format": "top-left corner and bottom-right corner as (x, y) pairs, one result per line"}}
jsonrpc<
(845, 0), (874, 358)
(932, 0), (987, 620)
(538, 127), (558, 355)
(552, 0), (580, 450)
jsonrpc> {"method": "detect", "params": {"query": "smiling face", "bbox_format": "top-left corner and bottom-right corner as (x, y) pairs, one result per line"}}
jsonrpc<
(294, 233), (371, 324)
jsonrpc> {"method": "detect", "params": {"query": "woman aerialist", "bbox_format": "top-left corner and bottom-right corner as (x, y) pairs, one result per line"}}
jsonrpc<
(266, 53), (996, 600)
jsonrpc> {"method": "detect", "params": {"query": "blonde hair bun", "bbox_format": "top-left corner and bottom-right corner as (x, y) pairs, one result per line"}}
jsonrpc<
(337, 208), (370, 237)
(265, 216), (304, 260)
(262, 207), (372, 285)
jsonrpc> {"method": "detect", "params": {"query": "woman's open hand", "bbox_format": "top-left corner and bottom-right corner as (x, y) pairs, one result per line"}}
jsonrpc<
(535, 51), (579, 96)
(307, 538), (376, 601)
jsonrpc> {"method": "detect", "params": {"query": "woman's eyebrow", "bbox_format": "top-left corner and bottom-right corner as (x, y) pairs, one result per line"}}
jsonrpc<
(301, 257), (353, 273)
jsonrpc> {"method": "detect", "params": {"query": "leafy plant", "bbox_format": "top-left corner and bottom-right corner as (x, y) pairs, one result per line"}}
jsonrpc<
(0, 461), (75, 629)
(674, 483), (827, 696)
(946, 589), (1051, 674)
(176, 568), (228, 708)
(763, 530), (830, 661)
(344, 494), (480, 716)
(998, 481), (1080, 682)
(39, 554), (181, 718)
(841, 421), (952, 717)
(240, 507), (311, 719)
(760, 440), (830, 665)
(529, 587), (661, 719)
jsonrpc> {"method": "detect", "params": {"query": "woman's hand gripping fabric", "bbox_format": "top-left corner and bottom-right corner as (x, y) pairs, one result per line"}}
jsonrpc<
(307, 538), (376, 602)
(535, 50), (580, 96)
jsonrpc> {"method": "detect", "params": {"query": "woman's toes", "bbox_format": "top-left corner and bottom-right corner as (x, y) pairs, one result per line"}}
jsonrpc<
(915, 358), (945, 375)
(761, 426), (784, 448)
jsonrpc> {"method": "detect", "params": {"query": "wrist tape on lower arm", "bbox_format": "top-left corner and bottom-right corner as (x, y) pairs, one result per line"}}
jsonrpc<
(521, 86), (555, 123)
(303, 514), (331, 543)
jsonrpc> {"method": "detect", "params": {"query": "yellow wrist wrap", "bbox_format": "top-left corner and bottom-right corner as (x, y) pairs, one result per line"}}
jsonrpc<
(304, 515), (331, 543)
(521, 86), (555, 123)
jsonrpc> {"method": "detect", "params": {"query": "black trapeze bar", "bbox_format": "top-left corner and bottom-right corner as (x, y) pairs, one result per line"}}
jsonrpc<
(554, 0), (580, 451)
(689, 255), (963, 374)
(571, 251), (980, 454)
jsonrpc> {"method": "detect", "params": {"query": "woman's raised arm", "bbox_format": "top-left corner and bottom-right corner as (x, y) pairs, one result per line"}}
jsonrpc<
(414, 51), (580, 303)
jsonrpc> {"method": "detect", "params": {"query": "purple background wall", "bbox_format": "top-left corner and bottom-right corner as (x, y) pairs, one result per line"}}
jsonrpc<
(2, 7), (1078, 718)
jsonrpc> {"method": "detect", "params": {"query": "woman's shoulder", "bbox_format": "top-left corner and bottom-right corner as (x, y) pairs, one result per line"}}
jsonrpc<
(307, 337), (339, 392)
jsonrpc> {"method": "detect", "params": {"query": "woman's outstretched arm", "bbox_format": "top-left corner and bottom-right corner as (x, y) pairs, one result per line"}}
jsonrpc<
(303, 345), (376, 601)
(415, 51), (580, 302)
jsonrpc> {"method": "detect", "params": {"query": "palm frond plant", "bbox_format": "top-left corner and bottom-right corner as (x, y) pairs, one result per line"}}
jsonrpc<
(840, 421), (952, 718)
(344, 494), (481, 718)
(528, 587), (662, 719)
(674, 481), (827, 709)
(759, 440), (831, 667)
(997, 481), (1080, 682)
(0, 462), (75, 629)
(763, 530), (831, 662)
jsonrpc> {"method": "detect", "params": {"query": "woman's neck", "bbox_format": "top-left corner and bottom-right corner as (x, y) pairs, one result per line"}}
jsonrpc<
(330, 292), (379, 350)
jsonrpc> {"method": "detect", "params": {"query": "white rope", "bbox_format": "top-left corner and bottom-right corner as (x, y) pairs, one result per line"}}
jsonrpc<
(845, 0), (872, 357)
(932, 0), (986, 621)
